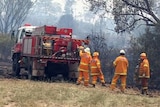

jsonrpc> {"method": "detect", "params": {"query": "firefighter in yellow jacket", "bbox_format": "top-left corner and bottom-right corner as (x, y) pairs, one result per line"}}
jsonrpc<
(43, 39), (52, 55)
(110, 49), (129, 92)
(76, 47), (92, 87)
(138, 52), (150, 95)
(90, 52), (106, 87)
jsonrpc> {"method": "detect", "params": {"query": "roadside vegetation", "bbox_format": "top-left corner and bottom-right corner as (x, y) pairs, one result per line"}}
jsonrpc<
(0, 79), (160, 107)
(0, 35), (14, 61)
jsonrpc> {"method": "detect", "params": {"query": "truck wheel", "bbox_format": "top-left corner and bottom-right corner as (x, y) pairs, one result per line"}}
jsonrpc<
(62, 64), (69, 81)
(12, 53), (20, 78)
(28, 65), (32, 80)
(27, 57), (33, 80)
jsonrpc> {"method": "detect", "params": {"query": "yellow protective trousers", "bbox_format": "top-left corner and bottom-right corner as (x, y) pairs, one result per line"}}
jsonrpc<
(110, 74), (127, 92)
(140, 78), (148, 90)
(91, 74), (105, 85)
(76, 71), (89, 86)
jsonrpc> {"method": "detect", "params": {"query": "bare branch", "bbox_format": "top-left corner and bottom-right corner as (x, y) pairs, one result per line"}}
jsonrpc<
(119, 18), (142, 33)
(86, 0), (160, 33)
(0, 0), (34, 34)
(122, 0), (148, 12)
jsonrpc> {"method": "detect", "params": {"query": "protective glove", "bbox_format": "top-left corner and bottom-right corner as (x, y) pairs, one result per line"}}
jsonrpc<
(142, 73), (145, 77)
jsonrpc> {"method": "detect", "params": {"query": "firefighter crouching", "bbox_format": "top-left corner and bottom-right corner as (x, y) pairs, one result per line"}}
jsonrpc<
(138, 52), (150, 95)
(110, 50), (129, 93)
(90, 52), (106, 87)
(76, 47), (92, 87)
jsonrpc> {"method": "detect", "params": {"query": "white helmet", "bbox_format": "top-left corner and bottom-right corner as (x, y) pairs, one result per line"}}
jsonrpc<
(84, 47), (90, 53)
(120, 49), (125, 54)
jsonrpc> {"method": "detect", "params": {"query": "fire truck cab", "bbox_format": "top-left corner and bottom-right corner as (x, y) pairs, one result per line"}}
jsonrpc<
(11, 24), (89, 80)
(16, 24), (36, 43)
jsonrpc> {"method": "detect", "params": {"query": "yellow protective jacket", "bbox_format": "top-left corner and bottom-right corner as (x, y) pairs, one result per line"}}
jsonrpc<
(113, 55), (129, 75)
(43, 42), (52, 49)
(90, 57), (101, 76)
(139, 58), (150, 78)
(78, 50), (92, 72)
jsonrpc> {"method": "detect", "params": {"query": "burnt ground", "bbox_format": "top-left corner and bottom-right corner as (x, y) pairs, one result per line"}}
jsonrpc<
(0, 61), (31, 79)
(0, 61), (14, 78)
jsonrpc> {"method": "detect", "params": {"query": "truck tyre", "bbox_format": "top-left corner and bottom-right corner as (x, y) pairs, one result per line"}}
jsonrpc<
(12, 53), (20, 78)
(27, 57), (33, 80)
(45, 62), (69, 81)
(62, 64), (69, 81)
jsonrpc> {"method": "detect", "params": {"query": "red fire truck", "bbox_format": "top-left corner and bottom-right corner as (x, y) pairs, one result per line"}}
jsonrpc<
(11, 24), (89, 80)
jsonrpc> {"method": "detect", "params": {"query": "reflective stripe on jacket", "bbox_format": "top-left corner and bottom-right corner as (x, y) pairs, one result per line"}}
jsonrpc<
(113, 55), (128, 75)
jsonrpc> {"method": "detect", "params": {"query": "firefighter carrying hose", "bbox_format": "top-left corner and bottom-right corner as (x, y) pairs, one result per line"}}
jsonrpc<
(90, 52), (106, 87)
(110, 49), (129, 93)
(138, 52), (150, 95)
(76, 46), (92, 87)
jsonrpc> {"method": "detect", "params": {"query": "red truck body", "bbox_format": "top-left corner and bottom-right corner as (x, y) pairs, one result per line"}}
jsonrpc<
(12, 25), (89, 80)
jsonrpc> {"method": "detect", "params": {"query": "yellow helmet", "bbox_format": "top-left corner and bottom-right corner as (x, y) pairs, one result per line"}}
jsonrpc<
(78, 46), (84, 50)
(93, 52), (99, 56)
(140, 52), (146, 57)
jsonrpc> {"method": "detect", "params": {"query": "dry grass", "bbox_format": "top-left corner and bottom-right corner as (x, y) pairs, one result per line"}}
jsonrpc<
(0, 79), (160, 107)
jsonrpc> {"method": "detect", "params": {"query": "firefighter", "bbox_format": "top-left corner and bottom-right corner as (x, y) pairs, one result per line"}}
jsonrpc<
(43, 39), (52, 55)
(110, 49), (129, 93)
(138, 52), (150, 95)
(90, 52), (106, 87)
(76, 47), (92, 87)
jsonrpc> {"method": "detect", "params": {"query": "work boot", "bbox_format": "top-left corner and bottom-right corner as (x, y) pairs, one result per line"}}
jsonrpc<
(102, 83), (107, 87)
(76, 82), (80, 85)
(141, 89), (144, 95)
(92, 84), (95, 88)
(121, 90), (125, 93)
(144, 89), (149, 95)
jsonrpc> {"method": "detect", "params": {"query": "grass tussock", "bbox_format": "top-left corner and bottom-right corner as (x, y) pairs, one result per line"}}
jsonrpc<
(0, 79), (160, 107)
